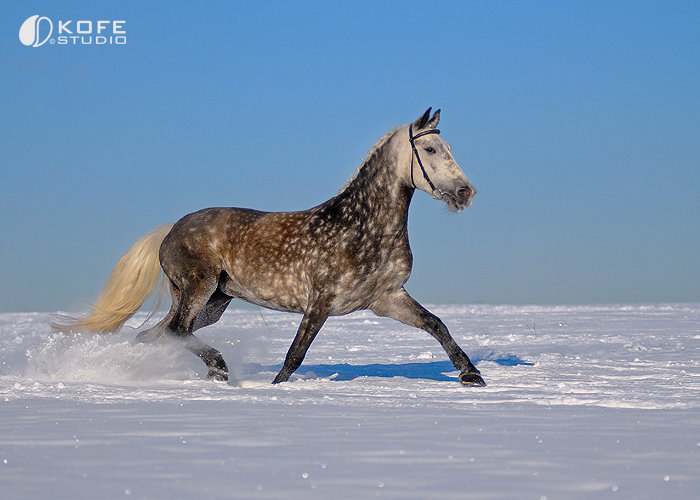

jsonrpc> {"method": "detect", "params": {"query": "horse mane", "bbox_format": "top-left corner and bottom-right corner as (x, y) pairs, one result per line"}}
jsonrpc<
(339, 125), (399, 194)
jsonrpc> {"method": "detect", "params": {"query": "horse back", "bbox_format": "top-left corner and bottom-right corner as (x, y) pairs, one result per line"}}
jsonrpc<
(160, 205), (412, 315)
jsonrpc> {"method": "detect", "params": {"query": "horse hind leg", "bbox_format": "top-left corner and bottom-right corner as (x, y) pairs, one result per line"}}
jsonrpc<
(183, 335), (229, 381)
(133, 261), (230, 381)
(179, 288), (232, 381)
(192, 279), (233, 332)
(167, 278), (230, 381)
(133, 279), (181, 345)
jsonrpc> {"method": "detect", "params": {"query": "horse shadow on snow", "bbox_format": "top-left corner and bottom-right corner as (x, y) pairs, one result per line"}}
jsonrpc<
(244, 353), (533, 383)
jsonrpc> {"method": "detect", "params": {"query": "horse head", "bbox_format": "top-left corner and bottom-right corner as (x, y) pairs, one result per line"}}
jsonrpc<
(404, 108), (476, 211)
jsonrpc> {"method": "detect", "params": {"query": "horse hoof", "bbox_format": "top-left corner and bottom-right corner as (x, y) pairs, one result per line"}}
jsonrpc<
(459, 371), (486, 387)
(206, 368), (229, 382)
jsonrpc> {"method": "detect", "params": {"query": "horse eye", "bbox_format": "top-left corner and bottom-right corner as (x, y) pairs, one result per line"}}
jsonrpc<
(425, 147), (436, 154)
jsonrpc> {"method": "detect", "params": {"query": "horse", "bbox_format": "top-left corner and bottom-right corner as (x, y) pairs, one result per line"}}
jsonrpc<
(56, 108), (485, 387)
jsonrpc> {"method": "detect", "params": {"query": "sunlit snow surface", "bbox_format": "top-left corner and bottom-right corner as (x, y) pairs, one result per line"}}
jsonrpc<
(1, 304), (699, 498)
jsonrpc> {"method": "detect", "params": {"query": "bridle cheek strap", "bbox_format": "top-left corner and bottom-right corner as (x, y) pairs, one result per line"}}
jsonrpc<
(409, 124), (441, 193)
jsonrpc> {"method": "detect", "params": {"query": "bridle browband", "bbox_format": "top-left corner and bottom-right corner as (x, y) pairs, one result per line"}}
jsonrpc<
(408, 124), (441, 194)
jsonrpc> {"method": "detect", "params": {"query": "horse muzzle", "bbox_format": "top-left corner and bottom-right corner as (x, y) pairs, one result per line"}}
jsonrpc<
(442, 184), (476, 211)
(456, 185), (476, 208)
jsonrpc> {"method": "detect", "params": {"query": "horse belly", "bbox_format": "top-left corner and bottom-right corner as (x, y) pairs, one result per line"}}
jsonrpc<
(221, 256), (310, 313)
(214, 212), (319, 312)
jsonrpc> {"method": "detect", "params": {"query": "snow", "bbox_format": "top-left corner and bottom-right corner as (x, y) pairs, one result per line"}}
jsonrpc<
(1, 304), (699, 499)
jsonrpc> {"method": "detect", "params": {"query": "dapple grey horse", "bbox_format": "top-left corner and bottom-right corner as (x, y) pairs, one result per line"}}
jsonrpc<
(57, 108), (485, 387)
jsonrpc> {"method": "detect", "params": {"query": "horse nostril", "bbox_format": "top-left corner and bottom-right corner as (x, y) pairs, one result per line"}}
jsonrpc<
(457, 187), (472, 199)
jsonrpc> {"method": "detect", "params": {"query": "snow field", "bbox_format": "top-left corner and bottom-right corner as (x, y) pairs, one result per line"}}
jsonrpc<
(1, 304), (699, 498)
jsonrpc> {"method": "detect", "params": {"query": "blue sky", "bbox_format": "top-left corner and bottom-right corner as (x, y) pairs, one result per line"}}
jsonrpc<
(1, 1), (699, 311)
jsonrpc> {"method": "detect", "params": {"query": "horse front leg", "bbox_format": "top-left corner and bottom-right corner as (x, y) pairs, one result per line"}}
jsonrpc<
(272, 306), (329, 384)
(371, 288), (485, 386)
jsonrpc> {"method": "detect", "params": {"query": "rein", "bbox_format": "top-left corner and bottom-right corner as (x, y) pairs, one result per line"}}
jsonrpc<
(408, 124), (441, 194)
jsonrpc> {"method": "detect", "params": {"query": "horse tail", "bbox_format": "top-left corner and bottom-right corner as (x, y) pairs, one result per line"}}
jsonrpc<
(52, 224), (175, 334)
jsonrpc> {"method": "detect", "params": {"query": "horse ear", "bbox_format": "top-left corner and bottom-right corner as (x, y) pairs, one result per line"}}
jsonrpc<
(413, 107), (432, 130)
(427, 109), (441, 129)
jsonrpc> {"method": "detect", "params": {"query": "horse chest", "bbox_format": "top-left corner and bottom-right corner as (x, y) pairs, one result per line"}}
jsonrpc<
(324, 230), (412, 314)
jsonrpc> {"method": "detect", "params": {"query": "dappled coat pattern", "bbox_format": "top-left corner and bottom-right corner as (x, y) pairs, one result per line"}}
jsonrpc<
(57, 109), (485, 387)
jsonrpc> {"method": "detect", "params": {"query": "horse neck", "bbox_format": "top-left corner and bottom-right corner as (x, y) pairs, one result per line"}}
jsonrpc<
(329, 138), (413, 232)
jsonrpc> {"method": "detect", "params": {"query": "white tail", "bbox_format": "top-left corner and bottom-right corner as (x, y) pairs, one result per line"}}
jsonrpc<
(53, 224), (174, 333)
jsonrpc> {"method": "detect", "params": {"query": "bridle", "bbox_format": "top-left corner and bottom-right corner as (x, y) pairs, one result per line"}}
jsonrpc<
(408, 124), (441, 195)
